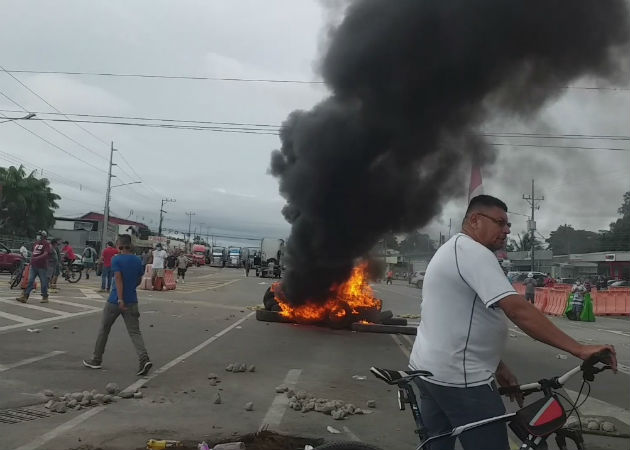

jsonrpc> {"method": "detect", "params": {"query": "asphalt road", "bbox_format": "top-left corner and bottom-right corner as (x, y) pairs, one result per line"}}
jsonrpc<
(0, 272), (628, 450)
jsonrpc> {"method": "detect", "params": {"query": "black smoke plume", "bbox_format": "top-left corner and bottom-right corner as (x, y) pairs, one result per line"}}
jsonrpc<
(270, 0), (629, 305)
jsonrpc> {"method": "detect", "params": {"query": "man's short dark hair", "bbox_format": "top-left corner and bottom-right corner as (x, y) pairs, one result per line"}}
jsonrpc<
(464, 195), (508, 221)
(117, 234), (132, 247)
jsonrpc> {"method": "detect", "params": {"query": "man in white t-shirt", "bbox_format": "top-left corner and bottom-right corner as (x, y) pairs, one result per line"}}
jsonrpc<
(150, 244), (168, 290)
(409, 195), (617, 450)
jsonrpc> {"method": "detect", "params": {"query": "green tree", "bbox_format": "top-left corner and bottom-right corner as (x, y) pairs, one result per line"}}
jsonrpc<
(509, 232), (543, 252)
(546, 225), (601, 255)
(0, 165), (60, 236)
(399, 230), (434, 254)
(600, 191), (630, 251)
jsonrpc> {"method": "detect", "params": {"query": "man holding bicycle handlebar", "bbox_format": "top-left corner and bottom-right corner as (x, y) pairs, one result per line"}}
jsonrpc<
(409, 195), (617, 450)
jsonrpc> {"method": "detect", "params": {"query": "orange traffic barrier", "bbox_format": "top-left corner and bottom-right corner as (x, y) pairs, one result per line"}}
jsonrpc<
(164, 269), (176, 290)
(20, 264), (38, 290)
(534, 288), (548, 312)
(595, 289), (629, 316)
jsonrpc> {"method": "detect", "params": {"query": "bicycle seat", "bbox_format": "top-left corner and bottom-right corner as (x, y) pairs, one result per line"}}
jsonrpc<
(370, 366), (433, 385)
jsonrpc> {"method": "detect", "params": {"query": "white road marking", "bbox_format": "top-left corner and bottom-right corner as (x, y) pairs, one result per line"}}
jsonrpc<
(0, 308), (100, 332)
(342, 426), (362, 441)
(598, 328), (630, 338)
(47, 298), (101, 311)
(79, 288), (103, 299)
(13, 406), (106, 450)
(391, 334), (411, 358)
(14, 312), (255, 450)
(0, 309), (35, 324)
(0, 350), (66, 372)
(565, 388), (630, 426)
(0, 298), (70, 316)
(260, 368), (302, 429)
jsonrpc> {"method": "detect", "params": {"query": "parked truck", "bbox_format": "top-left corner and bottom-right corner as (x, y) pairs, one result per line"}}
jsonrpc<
(227, 246), (242, 268)
(191, 244), (207, 266)
(257, 238), (284, 278)
(209, 246), (226, 267)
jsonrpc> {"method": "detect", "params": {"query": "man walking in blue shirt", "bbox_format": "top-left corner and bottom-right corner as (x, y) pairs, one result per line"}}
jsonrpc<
(83, 234), (152, 376)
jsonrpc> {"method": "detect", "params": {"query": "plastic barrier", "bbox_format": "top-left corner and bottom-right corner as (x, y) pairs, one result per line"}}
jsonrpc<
(513, 283), (525, 296)
(20, 264), (38, 291)
(543, 289), (568, 316)
(140, 263), (153, 290)
(164, 269), (176, 290)
(591, 289), (630, 316)
(534, 288), (548, 312)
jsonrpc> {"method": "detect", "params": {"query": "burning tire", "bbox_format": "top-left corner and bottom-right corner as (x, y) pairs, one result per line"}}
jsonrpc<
(326, 301), (353, 329)
(255, 309), (293, 323)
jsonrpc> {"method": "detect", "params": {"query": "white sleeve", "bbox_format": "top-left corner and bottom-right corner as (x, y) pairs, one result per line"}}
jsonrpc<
(455, 236), (517, 307)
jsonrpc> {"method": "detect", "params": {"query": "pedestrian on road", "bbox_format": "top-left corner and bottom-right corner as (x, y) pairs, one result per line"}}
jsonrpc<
(409, 195), (616, 450)
(176, 251), (188, 283)
(16, 231), (51, 303)
(543, 273), (555, 288)
(244, 258), (250, 277)
(523, 272), (537, 304)
(150, 243), (167, 290)
(47, 239), (60, 294)
(569, 280), (587, 320)
(100, 241), (118, 293)
(386, 269), (393, 285)
(61, 241), (76, 264)
(83, 234), (152, 376)
(82, 242), (96, 280)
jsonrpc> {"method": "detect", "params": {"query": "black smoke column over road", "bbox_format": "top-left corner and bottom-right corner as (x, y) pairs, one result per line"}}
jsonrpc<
(270, 0), (629, 305)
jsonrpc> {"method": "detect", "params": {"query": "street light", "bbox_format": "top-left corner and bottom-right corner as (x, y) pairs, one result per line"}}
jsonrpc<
(111, 181), (142, 189)
(0, 112), (36, 124)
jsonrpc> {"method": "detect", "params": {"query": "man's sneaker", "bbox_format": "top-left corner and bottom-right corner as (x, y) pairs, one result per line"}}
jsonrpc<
(85, 273), (90, 280)
(16, 295), (28, 303)
(136, 360), (153, 376)
(40, 296), (49, 303)
(82, 359), (102, 369)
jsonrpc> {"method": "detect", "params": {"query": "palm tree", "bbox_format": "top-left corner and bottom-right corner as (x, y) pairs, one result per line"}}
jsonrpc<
(0, 165), (60, 237)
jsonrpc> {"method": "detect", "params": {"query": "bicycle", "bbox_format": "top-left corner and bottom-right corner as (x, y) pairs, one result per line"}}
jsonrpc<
(9, 259), (26, 289)
(61, 259), (83, 283)
(315, 351), (614, 450)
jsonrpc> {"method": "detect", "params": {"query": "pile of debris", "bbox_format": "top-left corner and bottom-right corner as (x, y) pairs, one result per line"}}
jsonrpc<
(42, 383), (142, 414)
(276, 386), (375, 421)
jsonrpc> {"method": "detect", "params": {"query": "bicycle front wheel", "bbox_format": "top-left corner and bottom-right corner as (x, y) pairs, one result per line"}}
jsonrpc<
(66, 269), (82, 283)
(315, 442), (385, 450)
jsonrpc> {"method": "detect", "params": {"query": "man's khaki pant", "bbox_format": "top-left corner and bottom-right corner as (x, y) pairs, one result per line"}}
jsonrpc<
(92, 302), (149, 364)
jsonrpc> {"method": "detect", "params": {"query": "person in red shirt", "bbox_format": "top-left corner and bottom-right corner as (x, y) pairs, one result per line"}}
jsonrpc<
(61, 241), (76, 262)
(16, 230), (51, 303)
(100, 241), (119, 292)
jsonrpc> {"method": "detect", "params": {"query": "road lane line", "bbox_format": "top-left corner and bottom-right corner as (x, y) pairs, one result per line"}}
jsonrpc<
(14, 312), (255, 450)
(0, 308), (100, 333)
(0, 310), (35, 324)
(0, 298), (71, 316)
(79, 288), (103, 299)
(391, 334), (410, 358)
(342, 426), (362, 441)
(46, 298), (101, 311)
(597, 328), (630, 337)
(122, 311), (255, 394)
(260, 368), (302, 429)
(0, 350), (66, 373)
(13, 406), (106, 450)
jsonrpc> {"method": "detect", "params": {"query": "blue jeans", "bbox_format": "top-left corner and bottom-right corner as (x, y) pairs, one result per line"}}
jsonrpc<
(25, 266), (49, 298)
(101, 266), (113, 290)
(414, 379), (509, 450)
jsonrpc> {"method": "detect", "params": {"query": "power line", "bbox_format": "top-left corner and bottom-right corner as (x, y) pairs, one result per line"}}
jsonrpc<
(0, 88), (108, 162)
(489, 142), (629, 152)
(0, 112), (108, 173)
(3, 69), (629, 92)
(1, 69), (323, 85)
(116, 150), (163, 198)
(0, 66), (110, 148)
(483, 132), (629, 141)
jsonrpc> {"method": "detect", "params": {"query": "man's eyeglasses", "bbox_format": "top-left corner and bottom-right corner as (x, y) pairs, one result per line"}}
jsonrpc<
(477, 212), (511, 228)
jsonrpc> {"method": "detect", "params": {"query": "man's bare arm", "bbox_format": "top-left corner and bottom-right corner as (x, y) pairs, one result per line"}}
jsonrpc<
(114, 272), (126, 310)
(499, 294), (616, 368)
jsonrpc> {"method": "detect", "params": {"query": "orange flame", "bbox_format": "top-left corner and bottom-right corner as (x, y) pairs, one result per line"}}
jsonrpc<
(273, 262), (382, 323)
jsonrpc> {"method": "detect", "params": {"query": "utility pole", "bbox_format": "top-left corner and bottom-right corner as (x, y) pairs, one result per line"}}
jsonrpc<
(158, 198), (176, 237)
(523, 179), (544, 272)
(100, 142), (116, 254)
(185, 211), (196, 252)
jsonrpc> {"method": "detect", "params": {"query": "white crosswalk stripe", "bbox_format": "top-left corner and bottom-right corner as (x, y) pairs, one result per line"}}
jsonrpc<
(0, 287), (103, 332)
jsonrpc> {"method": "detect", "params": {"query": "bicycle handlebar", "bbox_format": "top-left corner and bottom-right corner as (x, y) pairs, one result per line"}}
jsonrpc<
(498, 350), (613, 396)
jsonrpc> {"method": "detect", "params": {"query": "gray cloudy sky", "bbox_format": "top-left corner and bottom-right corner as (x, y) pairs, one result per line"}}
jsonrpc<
(0, 1), (628, 247)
